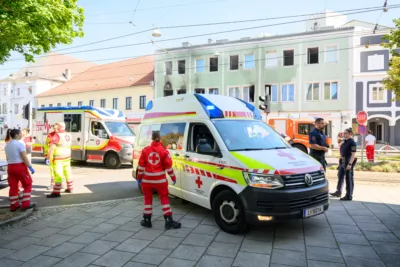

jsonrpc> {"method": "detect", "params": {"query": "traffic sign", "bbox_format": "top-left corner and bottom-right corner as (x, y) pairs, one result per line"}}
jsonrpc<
(358, 124), (366, 135)
(356, 111), (368, 125)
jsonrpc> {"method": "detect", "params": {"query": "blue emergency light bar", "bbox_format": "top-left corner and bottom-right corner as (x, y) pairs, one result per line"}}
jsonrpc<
(235, 98), (262, 120)
(37, 106), (124, 118)
(194, 94), (225, 119)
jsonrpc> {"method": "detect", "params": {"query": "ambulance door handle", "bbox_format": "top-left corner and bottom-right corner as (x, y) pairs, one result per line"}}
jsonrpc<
(184, 155), (190, 158)
(174, 153), (180, 157)
(89, 139), (94, 141)
(217, 166), (224, 170)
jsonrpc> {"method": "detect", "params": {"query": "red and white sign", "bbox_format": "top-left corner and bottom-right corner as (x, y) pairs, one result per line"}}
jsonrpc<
(356, 111), (368, 125)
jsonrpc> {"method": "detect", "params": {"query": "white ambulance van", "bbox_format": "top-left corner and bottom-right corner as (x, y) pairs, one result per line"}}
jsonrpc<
(132, 94), (329, 234)
(32, 106), (135, 169)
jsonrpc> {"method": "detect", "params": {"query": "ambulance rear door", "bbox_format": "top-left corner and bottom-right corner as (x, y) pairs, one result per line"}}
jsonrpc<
(63, 112), (85, 161)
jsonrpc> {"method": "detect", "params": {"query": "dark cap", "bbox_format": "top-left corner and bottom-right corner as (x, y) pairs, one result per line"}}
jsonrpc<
(152, 131), (161, 141)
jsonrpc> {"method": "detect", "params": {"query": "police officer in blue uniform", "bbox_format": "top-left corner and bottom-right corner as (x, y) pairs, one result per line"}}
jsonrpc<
(309, 118), (329, 170)
(331, 128), (357, 201)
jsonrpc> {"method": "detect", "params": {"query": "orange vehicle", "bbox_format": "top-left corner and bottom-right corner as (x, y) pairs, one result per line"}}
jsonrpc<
(268, 118), (332, 154)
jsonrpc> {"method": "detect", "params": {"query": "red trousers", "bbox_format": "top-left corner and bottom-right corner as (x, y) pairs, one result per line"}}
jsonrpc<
(366, 145), (375, 163)
(142, 183), (172, 216)
(7, 163), (32, 211)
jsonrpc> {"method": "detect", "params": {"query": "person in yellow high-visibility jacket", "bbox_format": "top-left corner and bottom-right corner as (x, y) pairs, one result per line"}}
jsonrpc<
(46, 122), (73, 198)
(44, 125), (56, 190)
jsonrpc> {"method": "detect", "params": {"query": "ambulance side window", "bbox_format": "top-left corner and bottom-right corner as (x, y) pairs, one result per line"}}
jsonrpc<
(64, 114), (81, 133)
(91, 121), (107, 138)
(160, 123), (186, 150)
(187, 123), (218, 153)
(138, 124), (161, 146)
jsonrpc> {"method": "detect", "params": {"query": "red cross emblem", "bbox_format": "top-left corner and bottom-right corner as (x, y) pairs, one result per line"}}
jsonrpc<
(148, 152), (160, 165)
(96, 140), (100, 145)
(195, 176), (203, 189)
(277, 150), (296, 160)
(65, 135), (70, 142)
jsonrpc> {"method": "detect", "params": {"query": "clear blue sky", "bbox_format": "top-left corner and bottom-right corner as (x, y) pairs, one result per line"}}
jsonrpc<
(1, 0), (399, 79)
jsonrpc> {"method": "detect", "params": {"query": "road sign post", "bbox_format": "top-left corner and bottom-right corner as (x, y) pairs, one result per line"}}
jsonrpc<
(356, 111), (368, 164)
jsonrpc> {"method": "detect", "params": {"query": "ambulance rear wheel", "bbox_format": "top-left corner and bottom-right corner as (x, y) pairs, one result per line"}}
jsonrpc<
(105, 153), (121, 169)
(212, 190), (247, 234)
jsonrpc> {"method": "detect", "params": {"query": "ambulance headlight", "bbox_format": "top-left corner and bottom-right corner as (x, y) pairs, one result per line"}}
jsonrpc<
(243, 172), (284, 189)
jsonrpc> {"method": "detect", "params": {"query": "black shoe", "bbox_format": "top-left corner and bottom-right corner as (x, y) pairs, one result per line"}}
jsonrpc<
(10, 206), (20, 212)
(340, 196), (352, 201)
(21, 203), (36, 211)
(330, 191), (341, 197)
(164, 215), (181, 230)
(47, 193), (61, 198)
(65, 189), (73, 193)
(140, 215), (152, 228)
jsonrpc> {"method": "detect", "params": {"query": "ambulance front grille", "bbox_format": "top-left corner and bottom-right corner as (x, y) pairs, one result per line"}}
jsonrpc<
(256, 192), (329, 212)
(281, 171), (325, 189)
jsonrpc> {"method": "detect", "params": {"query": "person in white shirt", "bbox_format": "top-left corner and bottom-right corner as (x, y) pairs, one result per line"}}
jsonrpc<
(364, 130), (376, 163)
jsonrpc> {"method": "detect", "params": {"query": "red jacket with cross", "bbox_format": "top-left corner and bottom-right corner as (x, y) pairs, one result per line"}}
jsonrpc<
(137, 141), (176, 184)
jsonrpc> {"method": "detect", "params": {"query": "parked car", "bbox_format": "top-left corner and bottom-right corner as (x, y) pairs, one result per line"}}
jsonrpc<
(0, 160), (8, 185)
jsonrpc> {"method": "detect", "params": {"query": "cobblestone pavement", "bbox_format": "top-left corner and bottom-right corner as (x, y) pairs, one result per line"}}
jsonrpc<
(0, 195), (399, 267)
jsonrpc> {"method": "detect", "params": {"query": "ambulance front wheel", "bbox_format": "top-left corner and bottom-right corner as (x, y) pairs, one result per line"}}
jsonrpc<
(212, 190), (247, 234)
(105, 152), (121, 169)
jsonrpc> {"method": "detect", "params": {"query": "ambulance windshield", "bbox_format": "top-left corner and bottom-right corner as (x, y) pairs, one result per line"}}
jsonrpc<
(214, 120), (290, 151)
(105, 122), (135, 137)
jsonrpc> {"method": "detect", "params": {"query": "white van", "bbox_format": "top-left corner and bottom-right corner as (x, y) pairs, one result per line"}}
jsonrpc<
(132, 94), (329, 234)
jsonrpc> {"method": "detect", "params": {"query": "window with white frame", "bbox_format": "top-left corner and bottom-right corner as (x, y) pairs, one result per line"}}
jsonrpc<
(210, 57), (218, 72)
(195, 59), (205, 73)
(266, 84), (278, 102)
(195, 88), (205, 94)
(2, 103), (7, 114)
(228, 87), (240, 98)
(325, 46), (338, 63)
(100, 99), (106, 108)
(208, 88), (219, 94)
(265, 51), (278, 68)
(243, 86), (255, 103)
(283, 50), (294, 66)
(230, 55), (239, 70)
(57, 103), (61, 107)
(306, 82), (320, 101)
(165, 61), (172, 75)
(369, 84), (387, 103)
(78, 101), (83, 107)
(324, 81), (338, 100)
(307, 47), (319, 64)
(368, 54), (384, 71)
(281, 84), (295, 102)
(112, 98), (118, 109)
(67, 102), (71, 107)
(244, 54), (255, 69)
(89, 100), (94, 106)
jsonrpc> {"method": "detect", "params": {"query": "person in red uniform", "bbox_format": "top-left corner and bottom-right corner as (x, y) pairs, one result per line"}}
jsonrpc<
(137, 131), (181, 229)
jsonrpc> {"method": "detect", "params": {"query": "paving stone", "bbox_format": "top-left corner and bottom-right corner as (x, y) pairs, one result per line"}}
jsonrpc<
(307, 260), (346, 267)
(87, 223), (120, 234)
(80, 217), (108, 227)
(131, 247), (172, 265)
(100, 230), (133, 243)
(7, 236), (42, 250)
(327, 217), (356, 226)
(159, 257), (196, 267)
(80, 240), (119, 255)
(339, 244), (380, 259)
(123, 263), (157, 267)
(29, 227), (62, 239)
(351, 215), (382, 224)
(86, 206), (113, 214)
(240, 239), (272, 254)
(275, 228), (304, 240)
(305, 236), (338, 248)
(304, 227), (334, 239)
(50, 219), (83, 229)
(356, 222), (390, 232)
(334, 233), (369, 245)
(244, 227), (274, 242)
(380, 253), (400, 267)
(271, 249), (307, 267)
(196, 255), (233, 267)
(43, 242), (85, 259)
(364, 228), (400, 242)
(114, 238), (151, 253)
(54, 252), (99, 267)
(133, 229), (164, 241)
(330, 224), (362, 235)
(35, 234), (74, 247)
(206, 241), (239, 258)
(344, 257), (385, 267)
(371, 241), (400, 255)
(0, 229), (31, 241)
(7, 244), (50, 262)
(162, 227), (192, 238)
(60, 225), (93, 236)
(273, 237), (305, 252)
(383, 220), (400, 232)
(94, 210), (122, 219)
(215, 231), (244, 244)
(170, 245), (206, 261)
(182, 233), (214, 247)
(179, 218), (201, 228)
(118, 222), (143, 233)
(92, 250), (135, 267)
(0, 258), (24, 267)
(0, 248), (15, 258)
(23, 222), (51, 231)
(149, 235), (183, 250)
(200, 216), (218, 226)
(191, 224), (220, 236)
(306, 246), (344, 263)
(232, 251), (270, 267)
(106, 216), (133, 225)
(68, 232), (105, 245)
(20, 255), (61, 267)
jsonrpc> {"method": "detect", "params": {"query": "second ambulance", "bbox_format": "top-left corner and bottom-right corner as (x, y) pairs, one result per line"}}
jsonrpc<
(133, 94), (329, 234)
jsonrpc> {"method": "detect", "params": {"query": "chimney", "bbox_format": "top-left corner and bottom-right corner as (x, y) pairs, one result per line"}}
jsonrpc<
(182, 42), (189, 47)
(208, 39), (213, 44)
(65, 69), (71, 80)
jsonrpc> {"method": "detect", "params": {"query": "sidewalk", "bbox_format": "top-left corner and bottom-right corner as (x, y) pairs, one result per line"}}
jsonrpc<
(0, 193), (399, 267)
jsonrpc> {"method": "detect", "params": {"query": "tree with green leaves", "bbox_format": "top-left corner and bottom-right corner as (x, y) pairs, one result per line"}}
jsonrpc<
(0, 0), (84, 64)
(382, 18), (400, 100)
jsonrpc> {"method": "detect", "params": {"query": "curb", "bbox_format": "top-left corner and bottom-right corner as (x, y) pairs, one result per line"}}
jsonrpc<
(0, 206), (35, 227)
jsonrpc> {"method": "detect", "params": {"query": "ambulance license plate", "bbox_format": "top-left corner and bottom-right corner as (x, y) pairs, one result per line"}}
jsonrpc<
(303, 205), (324, 218)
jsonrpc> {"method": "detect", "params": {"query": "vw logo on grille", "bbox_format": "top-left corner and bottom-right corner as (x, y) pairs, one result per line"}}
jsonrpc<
(304, 174), (313, 186)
